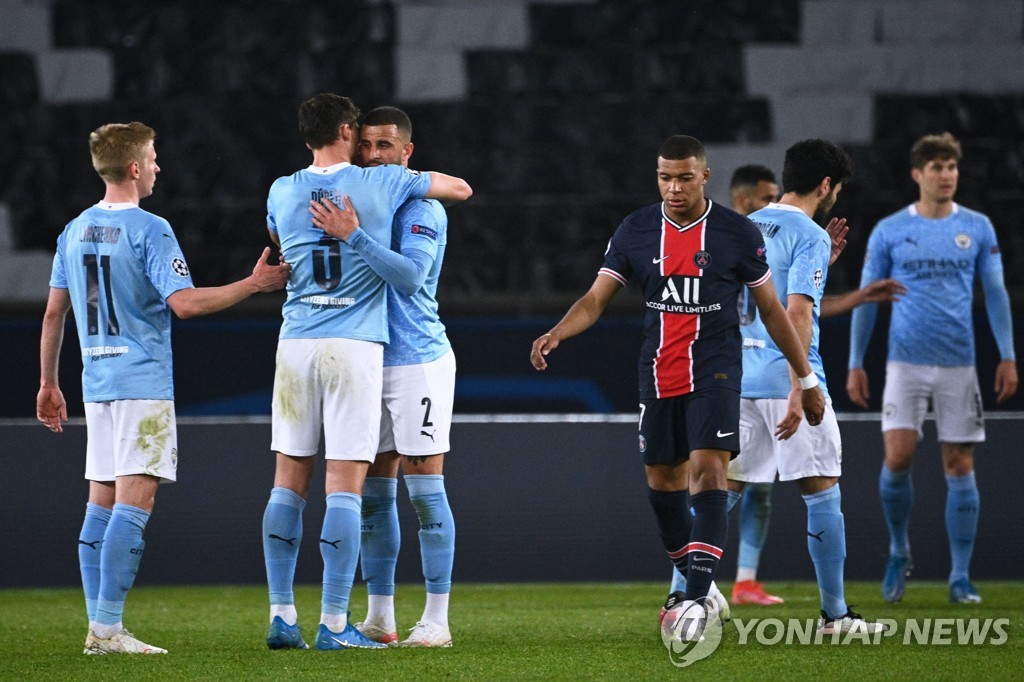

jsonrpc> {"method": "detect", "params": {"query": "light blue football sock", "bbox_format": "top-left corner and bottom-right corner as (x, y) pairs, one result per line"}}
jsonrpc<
(738, 484), (772, 574)
(879, 466), (913, 558)
(263, 487), (306, 606)
(361, 477), (400, 597)
(945, 471), (979, 584)
(79, 503), (111, 622)
(406, 475), (455, 594)
(95, 503), (150, 626)
(803, 484), (847, 618)
(320, 492), (362, 616)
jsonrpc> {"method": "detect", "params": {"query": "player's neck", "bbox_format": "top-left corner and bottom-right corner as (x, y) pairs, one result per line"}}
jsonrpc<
(778, 192), (816, 219)
(915, 197), (954, 220)
(311, 144), (352, 169)
(102, 182), (141, 206)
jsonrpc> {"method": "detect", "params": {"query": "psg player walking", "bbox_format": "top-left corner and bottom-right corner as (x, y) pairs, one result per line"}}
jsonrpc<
(531, 135), (824, 644)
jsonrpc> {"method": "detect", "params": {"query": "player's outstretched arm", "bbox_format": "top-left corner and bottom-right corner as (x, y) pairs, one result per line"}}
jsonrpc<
(37, 287), (71, 433)
(980, 267), (1018, 403)
(749, 279), (825, 424)
(531, 274), (620, 371)
(167, 247), (290, 319)
(820, 278), (906, 318)
(424, 172), (472, 204)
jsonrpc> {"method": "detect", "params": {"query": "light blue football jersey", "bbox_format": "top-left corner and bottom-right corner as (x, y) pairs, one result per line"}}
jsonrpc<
(384, 198), (451, 367)
(49, 202), (194, 402)
(856, 203), (1003, 366)
(740, 203), (831, 399)
(267, 162), (431, 343)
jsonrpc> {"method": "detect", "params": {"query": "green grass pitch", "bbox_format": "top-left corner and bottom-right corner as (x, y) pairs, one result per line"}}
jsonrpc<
(0, 581), (1019, 680)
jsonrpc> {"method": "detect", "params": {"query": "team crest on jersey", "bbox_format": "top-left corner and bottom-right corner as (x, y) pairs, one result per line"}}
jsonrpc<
(171, 257), (190, 277)
(411, 224), (437, 239)
(955, 233), (971, 249)
(693, 251), (712, 268)
(638, 434), (647, 453)
(813, 268), (823, 289)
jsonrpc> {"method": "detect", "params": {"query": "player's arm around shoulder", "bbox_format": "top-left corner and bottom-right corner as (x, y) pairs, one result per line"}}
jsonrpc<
(531, 274), (621, 370)
(424, 171), (472, 204)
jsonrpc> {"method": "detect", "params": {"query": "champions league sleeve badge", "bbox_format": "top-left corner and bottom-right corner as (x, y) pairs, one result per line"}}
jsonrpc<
(171, 257), (190, 277)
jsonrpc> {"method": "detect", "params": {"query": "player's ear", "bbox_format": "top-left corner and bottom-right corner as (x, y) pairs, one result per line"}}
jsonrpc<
(404, 142), (415, 163)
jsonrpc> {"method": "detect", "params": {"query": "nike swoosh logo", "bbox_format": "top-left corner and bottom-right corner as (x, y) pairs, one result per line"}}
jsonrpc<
(652, 255), (671, 264)
(716, 430), (735, 438)
(692, 556), (714, 562)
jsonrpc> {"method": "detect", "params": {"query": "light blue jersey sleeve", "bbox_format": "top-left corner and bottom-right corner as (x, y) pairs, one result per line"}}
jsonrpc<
(976, 218), (1015, 360)
(384, 198), (451, 367)
(346, 227), (432, 296)
(848, 221), (892, 369)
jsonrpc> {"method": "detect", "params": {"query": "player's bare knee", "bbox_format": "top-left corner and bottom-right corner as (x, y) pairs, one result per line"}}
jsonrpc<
(401, 453), (444, 475)
(941, 443), (975, 476)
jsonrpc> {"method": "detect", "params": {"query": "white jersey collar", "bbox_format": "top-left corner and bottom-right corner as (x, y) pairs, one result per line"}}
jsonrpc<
(909, 202), (959, 218)
(95, 201), (137, 211)
(305, 162), (352, 175)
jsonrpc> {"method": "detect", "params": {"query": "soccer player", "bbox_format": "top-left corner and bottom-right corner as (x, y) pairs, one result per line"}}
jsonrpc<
(531, 135), (825, 644)
(37, 121), (291, 655)
(729, 164), (779, 216)
(260, 94), (471, 651)
(847, 132), (1017, 604)
(309, 106), (456, 648)
(728, 164), (784, 606)
(730, 139), (886, 634)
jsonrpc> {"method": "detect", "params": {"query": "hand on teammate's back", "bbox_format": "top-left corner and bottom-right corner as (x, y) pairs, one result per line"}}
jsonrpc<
(250, 247), (291, 292)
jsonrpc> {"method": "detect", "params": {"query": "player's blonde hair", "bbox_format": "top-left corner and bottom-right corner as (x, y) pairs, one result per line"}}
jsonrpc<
(910, 132), (962, 169)
(89, 122), (156, 183)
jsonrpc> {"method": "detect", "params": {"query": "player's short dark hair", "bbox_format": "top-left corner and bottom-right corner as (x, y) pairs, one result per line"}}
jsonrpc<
(362, 106), (413, 141)
(781, 139), (853, 195)
(298, 93), (361, 150)
(730, 164), (776, 190)
(658, 135), (706, 162)
(910, 132), (962, 169)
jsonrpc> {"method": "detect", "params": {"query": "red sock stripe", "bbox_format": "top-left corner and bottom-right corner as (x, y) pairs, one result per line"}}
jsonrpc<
(682, 542), (723, 559)
(667, 541), (724, 561)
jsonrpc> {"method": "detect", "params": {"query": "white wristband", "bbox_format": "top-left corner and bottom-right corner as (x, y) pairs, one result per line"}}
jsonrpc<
(799, 373), (819, 390)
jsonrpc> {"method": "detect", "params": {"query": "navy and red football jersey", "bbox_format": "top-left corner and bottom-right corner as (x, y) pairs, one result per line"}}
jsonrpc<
(600, 200), (771, 399)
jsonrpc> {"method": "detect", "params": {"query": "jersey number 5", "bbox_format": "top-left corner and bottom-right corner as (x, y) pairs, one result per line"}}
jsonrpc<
(83, 254), (120, 336)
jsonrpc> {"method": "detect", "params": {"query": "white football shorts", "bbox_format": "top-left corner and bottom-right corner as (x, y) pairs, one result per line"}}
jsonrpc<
(85, 399), (178, 483)
(271, 337), (383, 461)
(729, 398), (843, 483)
(379, 349), (456, 456)
(881, 361), (984, 443)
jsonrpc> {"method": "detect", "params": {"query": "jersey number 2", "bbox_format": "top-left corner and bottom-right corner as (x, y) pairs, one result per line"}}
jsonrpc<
(83, 254), (120, 336)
